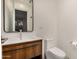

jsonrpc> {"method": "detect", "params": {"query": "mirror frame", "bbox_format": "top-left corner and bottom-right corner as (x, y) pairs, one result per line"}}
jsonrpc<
(3, 0), (34, 33)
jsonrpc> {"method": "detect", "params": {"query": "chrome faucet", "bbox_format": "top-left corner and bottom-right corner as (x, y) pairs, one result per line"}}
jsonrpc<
(20, 29), (22, 40)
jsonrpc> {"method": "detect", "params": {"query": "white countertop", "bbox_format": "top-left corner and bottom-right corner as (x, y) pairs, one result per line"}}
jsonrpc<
(2, 37), (42, 46)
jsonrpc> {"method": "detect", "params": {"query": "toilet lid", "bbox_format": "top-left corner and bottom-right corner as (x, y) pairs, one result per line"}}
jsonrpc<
(48, 47), (66, 57)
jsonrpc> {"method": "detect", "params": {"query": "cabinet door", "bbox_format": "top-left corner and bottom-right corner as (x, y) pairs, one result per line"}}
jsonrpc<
(12, 49), (25, 59)
(34, 44), (42, 56)
(3, 51), (13, 59)
(25, 46), (34, 59)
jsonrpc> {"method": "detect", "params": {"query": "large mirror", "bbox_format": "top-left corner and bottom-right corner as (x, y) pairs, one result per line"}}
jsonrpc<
(3, 0), (33, 32)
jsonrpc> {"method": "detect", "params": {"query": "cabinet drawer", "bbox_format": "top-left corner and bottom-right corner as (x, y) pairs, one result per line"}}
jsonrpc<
(13, 44), (24, 50)
(3, 44), (24, 52)
(24, 41), (42, 48)
(3, 45), (14, 52)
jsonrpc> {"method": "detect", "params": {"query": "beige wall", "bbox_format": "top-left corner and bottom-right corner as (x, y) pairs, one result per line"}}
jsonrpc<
(57, 0), (77, 59)
(34, 0), (58, 59)
(34, 0), (58, 46)
(34, 0), (77, 59)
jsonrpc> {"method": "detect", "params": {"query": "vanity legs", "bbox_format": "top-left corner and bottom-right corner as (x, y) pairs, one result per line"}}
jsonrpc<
(32, 55), (42, 59)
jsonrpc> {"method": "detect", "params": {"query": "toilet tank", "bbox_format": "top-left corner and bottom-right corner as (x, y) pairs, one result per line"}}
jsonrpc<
(44, 39), (57, 52)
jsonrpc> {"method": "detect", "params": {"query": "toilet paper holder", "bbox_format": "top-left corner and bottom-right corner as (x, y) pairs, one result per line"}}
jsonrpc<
(70, 40), (77, 47)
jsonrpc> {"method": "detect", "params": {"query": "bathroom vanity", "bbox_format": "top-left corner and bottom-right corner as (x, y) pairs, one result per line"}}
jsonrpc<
(2, 40), (42, 59)
(2, 0), (42, 59)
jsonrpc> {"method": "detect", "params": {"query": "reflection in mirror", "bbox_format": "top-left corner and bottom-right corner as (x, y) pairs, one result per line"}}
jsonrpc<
(15, 10), (27, 32)
(3, 0), (33, 32)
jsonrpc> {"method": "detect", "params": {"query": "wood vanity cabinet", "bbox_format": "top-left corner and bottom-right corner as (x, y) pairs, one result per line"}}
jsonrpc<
(2, 40), (42, 59)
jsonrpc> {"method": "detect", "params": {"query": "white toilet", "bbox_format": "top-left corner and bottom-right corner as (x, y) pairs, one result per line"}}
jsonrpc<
(44, 39), (66, 59)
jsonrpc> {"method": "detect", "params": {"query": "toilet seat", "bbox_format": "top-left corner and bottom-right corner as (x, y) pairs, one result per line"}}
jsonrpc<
(48, 47), (66, 58)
